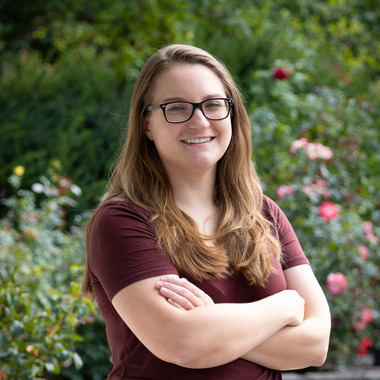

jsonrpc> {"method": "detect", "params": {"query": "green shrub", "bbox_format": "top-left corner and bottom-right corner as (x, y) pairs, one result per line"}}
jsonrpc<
(0, 165), (110, 379)
(0, 49), (131, 214)
(250, 60), (380, 366)
(2, 0), (379, 215)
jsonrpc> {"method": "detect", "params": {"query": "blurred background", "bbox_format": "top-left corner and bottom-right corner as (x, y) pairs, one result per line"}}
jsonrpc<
(0, 0), (379, 378)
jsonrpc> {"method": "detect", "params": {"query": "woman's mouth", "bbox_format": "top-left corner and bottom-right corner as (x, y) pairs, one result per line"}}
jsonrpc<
(182, 137), (214, 144)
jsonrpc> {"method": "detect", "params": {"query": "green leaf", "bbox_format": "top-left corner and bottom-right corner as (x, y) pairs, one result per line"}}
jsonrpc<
(10, 320), (24, 338)
(73, 352), (83, 369)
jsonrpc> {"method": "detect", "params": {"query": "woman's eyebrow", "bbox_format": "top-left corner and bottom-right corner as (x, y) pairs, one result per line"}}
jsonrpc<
(161, 94), (226, 103)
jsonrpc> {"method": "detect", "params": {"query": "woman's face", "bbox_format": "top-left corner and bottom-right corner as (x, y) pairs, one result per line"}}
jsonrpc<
(144, 64), (232, 180)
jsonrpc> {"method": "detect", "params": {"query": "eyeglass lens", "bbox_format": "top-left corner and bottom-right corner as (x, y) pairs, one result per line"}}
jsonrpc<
(165, 98), (230, 123)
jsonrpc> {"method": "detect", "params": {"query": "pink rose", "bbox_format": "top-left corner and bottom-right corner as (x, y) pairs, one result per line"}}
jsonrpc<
(327, 272), (347, 295)
(353, 306), (374, 331)
(363, 221), (373, 234)
(363, 221), (379, 244)
(353, 320), (367, 331)
(319, 202), (339, 221)
(305, 142), (333, 161)
(290, 137), (309, 154)
(273, 67), (291, 80)
(303, 179), (330, 201)
(357, 244), (370, 260)
(361, 306), (374, 324)
(276, 185), (294, 199)
(289, 138), (333, 162)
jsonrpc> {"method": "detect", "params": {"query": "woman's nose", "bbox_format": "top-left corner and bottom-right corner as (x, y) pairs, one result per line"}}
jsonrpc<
(187, 108), (210, 128)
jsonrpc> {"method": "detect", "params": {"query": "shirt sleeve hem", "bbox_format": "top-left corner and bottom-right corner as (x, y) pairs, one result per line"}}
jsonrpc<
(107, 267), (179, 301)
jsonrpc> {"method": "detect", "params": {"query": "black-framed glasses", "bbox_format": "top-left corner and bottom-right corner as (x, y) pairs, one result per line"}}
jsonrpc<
(145, 97), (234, 124)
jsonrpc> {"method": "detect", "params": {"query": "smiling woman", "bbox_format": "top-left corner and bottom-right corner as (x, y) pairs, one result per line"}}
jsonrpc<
(143, 64), (233, 179)
(82, 44), (331, 379)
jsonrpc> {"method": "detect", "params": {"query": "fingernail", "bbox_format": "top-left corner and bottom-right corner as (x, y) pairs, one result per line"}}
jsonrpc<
(160, 276), (167, 281)
(156, 281), (163, 288)
(161, 287), (168, 295)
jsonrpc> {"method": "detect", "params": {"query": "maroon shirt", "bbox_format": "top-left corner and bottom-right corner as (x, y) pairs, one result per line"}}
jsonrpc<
(88, 196), (309, 379)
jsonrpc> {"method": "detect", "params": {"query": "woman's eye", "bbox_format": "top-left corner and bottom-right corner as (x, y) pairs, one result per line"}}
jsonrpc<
(205, 101), (223, 108)
(167, 103), (187, 112)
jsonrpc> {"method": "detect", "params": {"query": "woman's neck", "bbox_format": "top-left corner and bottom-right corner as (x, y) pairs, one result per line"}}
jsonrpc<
(168, 169), (218, 235)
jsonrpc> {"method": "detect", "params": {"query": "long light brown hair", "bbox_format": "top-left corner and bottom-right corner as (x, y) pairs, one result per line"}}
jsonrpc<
(82, 44), (281, 295)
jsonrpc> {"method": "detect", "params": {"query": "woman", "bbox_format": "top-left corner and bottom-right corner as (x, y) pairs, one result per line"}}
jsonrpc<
(82, 44), (331, 379)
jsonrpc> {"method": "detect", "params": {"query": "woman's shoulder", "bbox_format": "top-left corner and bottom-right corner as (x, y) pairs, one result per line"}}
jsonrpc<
(262, 195), (292, 232)
(96, 200), (150, 218)
(91, 200), (153, 231)
(262, 195), (282, 220)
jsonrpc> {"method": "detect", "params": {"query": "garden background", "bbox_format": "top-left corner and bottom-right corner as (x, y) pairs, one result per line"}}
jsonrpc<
(0, 0), (379, 378)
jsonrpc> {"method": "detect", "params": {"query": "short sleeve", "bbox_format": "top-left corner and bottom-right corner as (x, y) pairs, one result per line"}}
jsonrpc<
(88, 202), (178, 301)
(263, 196), (310, 270)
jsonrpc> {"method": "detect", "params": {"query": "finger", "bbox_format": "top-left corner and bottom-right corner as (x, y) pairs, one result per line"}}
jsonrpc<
(161, 277), (214, 306)
(157, 281), (196, 310)
(159, 286), (195, 310)
(178, 278), (214, 305)
(167, 298), (186, 311)
(160, 281), (205, 307)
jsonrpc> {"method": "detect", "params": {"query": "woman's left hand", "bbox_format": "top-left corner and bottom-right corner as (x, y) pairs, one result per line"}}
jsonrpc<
(155, 275), (214, 310)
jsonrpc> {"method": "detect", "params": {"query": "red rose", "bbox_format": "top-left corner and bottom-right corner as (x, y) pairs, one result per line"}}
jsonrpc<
(357, 337), (373, 355)
(273, 67), (291, 80)
(319, 202), (339, 221)
(327, 272), (347, 295)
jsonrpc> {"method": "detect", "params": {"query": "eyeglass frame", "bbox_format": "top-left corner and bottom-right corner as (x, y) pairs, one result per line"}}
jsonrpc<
(145, 97), (234, 124)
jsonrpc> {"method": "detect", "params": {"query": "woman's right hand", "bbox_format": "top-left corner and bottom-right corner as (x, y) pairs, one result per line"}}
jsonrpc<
(155, 275), (214, 311)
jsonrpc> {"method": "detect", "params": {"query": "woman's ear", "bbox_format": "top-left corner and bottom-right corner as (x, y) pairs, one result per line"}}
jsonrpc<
(143, 118), (154, 141)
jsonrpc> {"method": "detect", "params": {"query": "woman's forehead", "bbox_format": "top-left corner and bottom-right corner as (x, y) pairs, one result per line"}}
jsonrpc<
(151, 64), (226, 102)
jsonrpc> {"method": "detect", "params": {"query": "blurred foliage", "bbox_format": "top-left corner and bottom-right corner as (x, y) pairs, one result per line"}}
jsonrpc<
(0, 166), (110, 378)
(0, 0), (379, 377)
(1, 0), (379, 210)
(250, 57), (379, 364)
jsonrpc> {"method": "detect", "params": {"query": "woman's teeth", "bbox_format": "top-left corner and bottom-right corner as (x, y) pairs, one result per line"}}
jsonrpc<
(183, 137), (212, 144)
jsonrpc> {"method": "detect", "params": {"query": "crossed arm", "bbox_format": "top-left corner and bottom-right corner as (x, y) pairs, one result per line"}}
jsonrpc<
(112, 264), (330, 370)
(241, 265), (331, 370)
